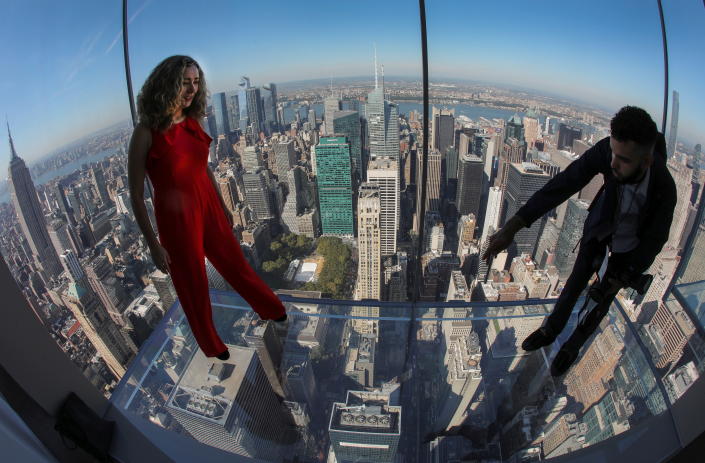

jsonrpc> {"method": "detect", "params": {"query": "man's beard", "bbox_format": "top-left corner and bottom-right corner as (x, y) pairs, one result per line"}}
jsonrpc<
(616, 168), (647, 184)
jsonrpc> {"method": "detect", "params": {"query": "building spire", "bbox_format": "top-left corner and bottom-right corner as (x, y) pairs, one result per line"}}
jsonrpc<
(381, 64), (385, 94)
(374, 43), (378, 89)
(7, 118), (18, 160)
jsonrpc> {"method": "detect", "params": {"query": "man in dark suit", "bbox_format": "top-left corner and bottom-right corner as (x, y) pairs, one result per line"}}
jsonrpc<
(483, 106), (677, 376)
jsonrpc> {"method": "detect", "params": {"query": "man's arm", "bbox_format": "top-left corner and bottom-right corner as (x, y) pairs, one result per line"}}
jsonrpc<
(514, 137), (611, 227)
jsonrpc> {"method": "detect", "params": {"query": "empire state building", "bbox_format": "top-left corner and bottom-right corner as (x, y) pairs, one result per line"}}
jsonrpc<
(7, 122), (63, 280)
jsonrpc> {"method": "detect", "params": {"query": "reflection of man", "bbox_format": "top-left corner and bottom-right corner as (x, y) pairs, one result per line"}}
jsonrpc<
(483, 106), (677, 376)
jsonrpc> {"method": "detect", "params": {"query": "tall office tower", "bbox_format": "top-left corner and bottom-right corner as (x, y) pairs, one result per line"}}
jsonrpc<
(383, 251), (407, 301)
(421, 149), (442, 213)
(484, 305), (542, 374)
(435, 328), (482, 431)
(241, 145), (264, 173)
(281, 168), (305, 234)
(242, 171), (274, 221)
(458, 132), (472, 159)
(151, 269), (178, 311)
(59, 249), (84, 282)
(542, 413), (584, 458)
(226, 91), (239, 133)
(308, 108), (316, 128)
(90, 167), (112, 207)
(7, 124), (63, 279)
(366, 159), (399, 256)
(667, 90), (680, 157)
(523, 116), (540, 149)
(238, 77), (251, 132)
(212, 91), (231, 137)
(667, 163), (693, 250)
(457, 214), (476, 243)
(244, 320), (285, 397)
(60, 279), (136, 377)
(428, 221), (445, 254)
(680, 223), (705, 284)
(581, 390), (631, 446)
(333, 110), (363, 184)
(367, 62), (400, 161)
(166, 346), (296, 460)
(324, 94), (342, 135)
(537, 226), (559, 270)
(262, 83), (278, 133)
(216, 174), (238, 213)
(505, 114), (525, 143)
(273, 138), (296, 178)
(343, 331), (376, 388)
(355, 184), (382, 300)
(245, 86), (265, 137)
(510, 254), (551, 298)
(565, 324), (622, 412)
(431, 107), (455, 153)
(455, 153), (484, 218)
(329, 390), (402, 463)
(477, 226), (496, 282)
(54, 181), (76, 226)
(315, 136), (354, 237)
(554, 199), (590, 279)
(497, 137), (526, 191)
(281, 351), (318, 407)
(49, 218), (80, 258)
(503, 163), (551, 259)
(85, 255), (129, 326)
(640, 301), (695, 369)
(557, 124), (582, 151)
(480, 187), (502, 242)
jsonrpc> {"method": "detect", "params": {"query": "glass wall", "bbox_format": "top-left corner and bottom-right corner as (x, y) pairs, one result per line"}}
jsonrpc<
(0, 1), (137, 396)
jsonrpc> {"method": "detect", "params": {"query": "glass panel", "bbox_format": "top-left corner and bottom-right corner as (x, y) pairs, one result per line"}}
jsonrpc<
(127, 0), (422, 304)
(112, 290), (412, 462)
(0, 2), (135, 397)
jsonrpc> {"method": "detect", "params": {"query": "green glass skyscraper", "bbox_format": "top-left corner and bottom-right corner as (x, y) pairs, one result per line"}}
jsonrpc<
(315, 136), (354, 237)
(333, 110), (362, 184)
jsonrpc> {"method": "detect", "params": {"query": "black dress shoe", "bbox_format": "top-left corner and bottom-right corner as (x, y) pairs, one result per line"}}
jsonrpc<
(521, 327), (555, 351)
(551, 346), (578, 377)
(216, 349), (230, 361)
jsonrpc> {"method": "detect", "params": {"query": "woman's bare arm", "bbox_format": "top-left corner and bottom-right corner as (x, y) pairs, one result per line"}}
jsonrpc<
(127, 124), (159, 248)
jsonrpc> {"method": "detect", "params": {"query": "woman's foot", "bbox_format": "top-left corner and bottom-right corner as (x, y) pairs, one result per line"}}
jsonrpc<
(216, 349), (230, 361)
(274, 314), (287, 322)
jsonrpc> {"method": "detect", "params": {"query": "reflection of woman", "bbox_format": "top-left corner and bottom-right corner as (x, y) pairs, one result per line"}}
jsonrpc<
(127, 56), (286, 360)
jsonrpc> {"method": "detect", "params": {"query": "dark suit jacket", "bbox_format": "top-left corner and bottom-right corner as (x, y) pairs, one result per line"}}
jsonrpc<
(515, 134), (677, 278)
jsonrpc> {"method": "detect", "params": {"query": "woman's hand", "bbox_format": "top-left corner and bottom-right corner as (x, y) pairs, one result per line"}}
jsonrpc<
(149, 243), (172, 274)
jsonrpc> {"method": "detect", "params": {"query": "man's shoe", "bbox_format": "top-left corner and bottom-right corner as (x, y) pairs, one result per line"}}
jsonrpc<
(550, 346), (578, 377)
(521, 327), (555, 352)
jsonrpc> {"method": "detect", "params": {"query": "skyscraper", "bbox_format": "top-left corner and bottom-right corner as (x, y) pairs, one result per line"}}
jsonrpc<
(244, 319), (285, 397)
(554, 199), (590, 279)
(273, 138), (296, 178)
(329, 390), (402, 463)
(315, 136), (354, 237)
(480, 186), (502, 243)
(242, 171), (274, 221)
(503, 163), (551, 260)
(557, 124), (582, 151)
(246, 86), (265, 138)
(431, 107), (455, 154)
(212, 92), (231, 137)
(262, 83), (278, 134)
(667, 90), (679, 157)
(355, 184), (382, 300)
(7, 123), (63, 279)
(166, 345), (296, 460)
(366, 62), (400, 161)
(241, 146), (264, 173)
(333, 110), (363, 184)
(505, 113), (525, 143)
(455, 153), (484, 218)
(366, 159), (399, 256)
(324, 93), (342, 135)
(237, 76), (251, 132)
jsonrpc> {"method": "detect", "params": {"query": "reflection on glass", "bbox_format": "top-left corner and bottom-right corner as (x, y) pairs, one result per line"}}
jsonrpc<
(1, 2), (137, 397)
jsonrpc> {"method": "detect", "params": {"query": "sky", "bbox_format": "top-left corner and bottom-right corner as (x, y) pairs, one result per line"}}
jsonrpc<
(1, 0), (703, 168)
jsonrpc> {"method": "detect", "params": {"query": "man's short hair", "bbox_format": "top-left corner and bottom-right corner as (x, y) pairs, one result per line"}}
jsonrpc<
(610, 106), (658, 149)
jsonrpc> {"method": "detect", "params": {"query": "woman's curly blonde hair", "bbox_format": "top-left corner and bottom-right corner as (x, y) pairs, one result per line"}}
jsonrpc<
(137, 55), (208, 132)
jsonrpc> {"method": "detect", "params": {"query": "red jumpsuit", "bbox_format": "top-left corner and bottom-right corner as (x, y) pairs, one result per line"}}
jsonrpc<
(146, 117), (286, 357)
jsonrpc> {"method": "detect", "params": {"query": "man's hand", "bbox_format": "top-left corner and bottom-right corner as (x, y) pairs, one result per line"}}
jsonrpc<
(482, 215), (526, 262)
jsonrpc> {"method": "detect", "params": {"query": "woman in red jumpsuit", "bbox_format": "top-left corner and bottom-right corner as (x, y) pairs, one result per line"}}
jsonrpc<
(128, 56), (287, 360)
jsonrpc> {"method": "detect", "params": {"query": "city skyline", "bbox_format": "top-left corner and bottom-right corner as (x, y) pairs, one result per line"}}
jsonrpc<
(1, 0), (704, 166)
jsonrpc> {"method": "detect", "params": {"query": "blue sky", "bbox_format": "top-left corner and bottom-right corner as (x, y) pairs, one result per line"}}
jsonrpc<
(1, 0), (703, 167)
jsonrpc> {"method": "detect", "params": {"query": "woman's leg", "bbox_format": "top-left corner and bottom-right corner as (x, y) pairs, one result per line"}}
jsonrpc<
(202, 213), (286, 320)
